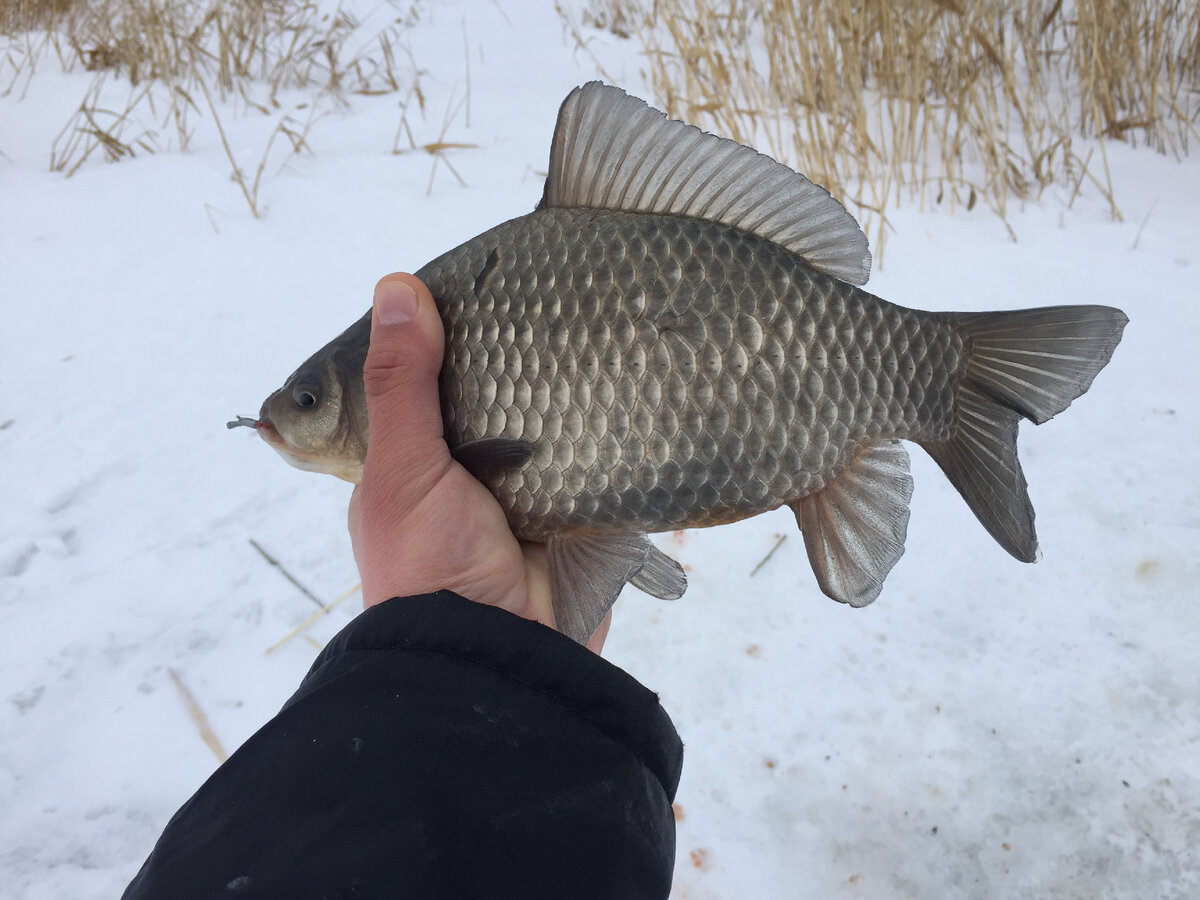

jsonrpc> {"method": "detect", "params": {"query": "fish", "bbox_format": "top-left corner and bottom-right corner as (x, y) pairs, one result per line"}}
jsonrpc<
(231, 82), (1128, 644)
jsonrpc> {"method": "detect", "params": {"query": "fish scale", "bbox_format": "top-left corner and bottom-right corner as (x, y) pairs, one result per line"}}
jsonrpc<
(421, 206), (963, 538)
(240, 82), (1126, 644)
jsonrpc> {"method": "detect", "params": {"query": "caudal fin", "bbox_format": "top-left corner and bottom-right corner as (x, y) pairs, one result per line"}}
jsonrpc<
(920, 305), (1128, 561)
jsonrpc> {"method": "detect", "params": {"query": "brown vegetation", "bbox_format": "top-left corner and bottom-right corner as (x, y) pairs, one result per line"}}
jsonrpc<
(5, 0), (1197, 238)
(1, 0), (423, 215)
(574, 0), (1200, 256)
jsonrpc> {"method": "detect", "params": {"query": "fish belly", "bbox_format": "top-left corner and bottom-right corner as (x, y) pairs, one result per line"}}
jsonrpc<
(418, 207), (965, 539)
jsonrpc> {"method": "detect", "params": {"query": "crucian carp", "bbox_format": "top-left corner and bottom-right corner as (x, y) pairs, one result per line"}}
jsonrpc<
(231, 83), (1127, 644)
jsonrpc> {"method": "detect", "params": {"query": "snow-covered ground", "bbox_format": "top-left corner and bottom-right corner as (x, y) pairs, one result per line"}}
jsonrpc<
(2, 3), (1197, 897)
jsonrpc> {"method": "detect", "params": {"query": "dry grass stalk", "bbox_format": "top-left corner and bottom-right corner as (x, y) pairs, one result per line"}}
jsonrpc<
(556, 0), (623, 85)
(574, 0), (1199, 257)
(193, 61), (259, 216)
(248, 538), (325, 609)
(749, 534), (786, 577)
(167, 667), (228, 764)
(390, 39), (480, 194)
(264, 582), (361, 656)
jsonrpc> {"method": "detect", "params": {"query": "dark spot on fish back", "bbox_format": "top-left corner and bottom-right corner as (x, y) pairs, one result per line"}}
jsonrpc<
(473, 248), (499, 296)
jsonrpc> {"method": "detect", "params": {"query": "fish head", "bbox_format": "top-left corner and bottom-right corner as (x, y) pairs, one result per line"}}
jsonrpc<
(253, 316), (371, 484)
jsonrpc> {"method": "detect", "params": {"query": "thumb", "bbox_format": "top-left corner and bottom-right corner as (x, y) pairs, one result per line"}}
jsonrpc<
(361, 274), (449, 504)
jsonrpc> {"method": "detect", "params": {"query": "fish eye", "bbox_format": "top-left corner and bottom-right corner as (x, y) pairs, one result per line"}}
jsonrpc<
(292, 382), (320, 409)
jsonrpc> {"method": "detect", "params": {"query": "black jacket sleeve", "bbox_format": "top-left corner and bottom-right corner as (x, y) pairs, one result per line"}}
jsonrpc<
(123, 591), (683, 899)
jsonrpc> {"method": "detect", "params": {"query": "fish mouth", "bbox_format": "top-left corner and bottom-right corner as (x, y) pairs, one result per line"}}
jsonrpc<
(254, 411), (281, 445)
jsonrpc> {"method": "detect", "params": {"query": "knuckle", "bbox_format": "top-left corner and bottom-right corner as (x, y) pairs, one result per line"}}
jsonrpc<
(362, 345), (417, 396)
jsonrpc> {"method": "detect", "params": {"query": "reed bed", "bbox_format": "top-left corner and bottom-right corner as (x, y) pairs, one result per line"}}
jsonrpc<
(5, 1), (1197, 233)
(1, 0), (422, 215)
(575, 0), (1200, 257)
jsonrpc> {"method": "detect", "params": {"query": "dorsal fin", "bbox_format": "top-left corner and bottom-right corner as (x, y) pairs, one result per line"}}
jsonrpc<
(543, 82), (872, 286)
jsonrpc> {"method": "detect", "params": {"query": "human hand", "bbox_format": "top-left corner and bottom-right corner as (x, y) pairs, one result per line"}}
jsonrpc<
(347, 274), (611, 654)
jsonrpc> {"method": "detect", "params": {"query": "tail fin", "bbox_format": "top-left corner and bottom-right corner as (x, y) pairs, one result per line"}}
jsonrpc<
(920, 305), (1128, 561)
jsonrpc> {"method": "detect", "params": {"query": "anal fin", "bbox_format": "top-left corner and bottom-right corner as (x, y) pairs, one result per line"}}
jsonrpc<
(789, 440), (913, 608)
(630, 541), (687, 600)
(547, 532), (685, 644)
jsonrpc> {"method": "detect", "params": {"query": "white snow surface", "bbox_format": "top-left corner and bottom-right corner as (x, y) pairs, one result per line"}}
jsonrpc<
(2, 3), (1198, 897)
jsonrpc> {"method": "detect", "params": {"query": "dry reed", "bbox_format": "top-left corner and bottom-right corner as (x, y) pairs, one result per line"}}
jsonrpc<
(574, 0), (1200, 258)
(167, 667), (228, 764)
(264, 581), (361, 655)
(7, 1), (1195, 232)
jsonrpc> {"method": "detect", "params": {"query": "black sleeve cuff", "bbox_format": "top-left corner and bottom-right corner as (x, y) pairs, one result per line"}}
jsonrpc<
(293, 590), (683, 797)
(124, 591), (682, 900)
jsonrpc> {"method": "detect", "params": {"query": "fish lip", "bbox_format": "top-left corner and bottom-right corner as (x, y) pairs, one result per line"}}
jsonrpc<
(256, 399), (276, 434)
(252, 399), (281, 445)
(256, 415), (279, 442)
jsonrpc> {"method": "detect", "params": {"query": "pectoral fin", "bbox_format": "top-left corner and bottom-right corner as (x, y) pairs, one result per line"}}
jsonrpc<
(789, 440), (913, 608)
(547, 532), (685, 644)
(449, 437), (534, 482)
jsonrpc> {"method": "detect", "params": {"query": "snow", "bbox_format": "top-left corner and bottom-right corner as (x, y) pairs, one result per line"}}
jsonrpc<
(2, 2), (1197, 897)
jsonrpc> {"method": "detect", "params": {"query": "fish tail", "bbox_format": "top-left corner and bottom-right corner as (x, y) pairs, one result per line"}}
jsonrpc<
(920, 305), (1128, 561)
